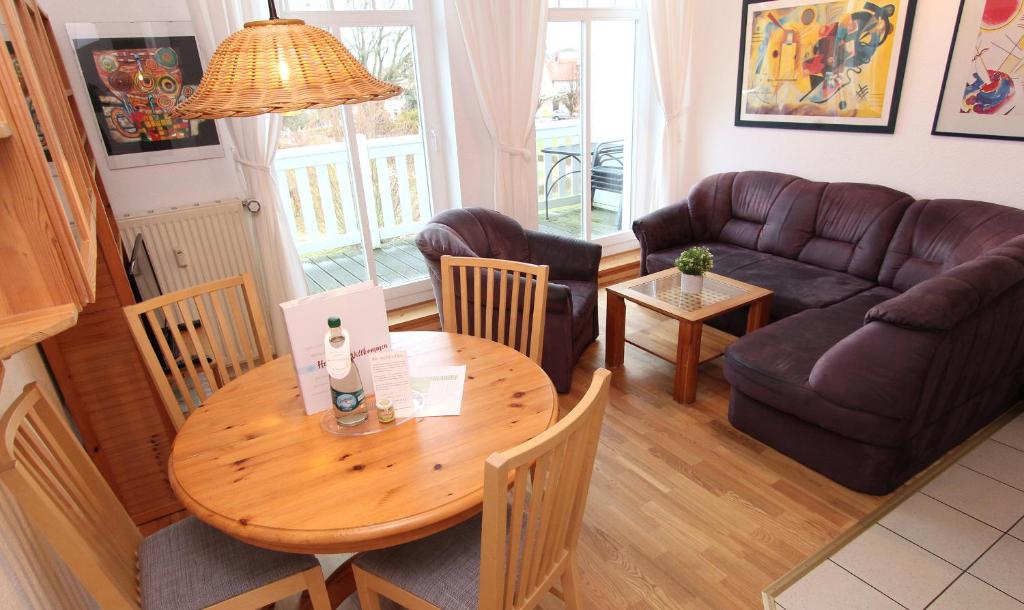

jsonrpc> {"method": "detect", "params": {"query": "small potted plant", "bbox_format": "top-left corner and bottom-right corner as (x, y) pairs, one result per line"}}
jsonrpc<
(674, 246), (714, 294)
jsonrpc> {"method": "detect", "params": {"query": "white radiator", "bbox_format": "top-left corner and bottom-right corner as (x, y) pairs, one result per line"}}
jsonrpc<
(117, 200), (268, 311)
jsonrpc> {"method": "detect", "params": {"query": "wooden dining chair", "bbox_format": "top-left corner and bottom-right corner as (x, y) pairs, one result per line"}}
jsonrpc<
(440, 255), (550, 364)
(352, 368), (611, 610)
(124, 273), (272, 430)
(0, 383), (330, 610)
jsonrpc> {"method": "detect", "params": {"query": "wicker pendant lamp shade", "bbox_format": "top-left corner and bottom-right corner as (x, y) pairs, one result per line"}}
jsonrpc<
(172, 3), (401, 119)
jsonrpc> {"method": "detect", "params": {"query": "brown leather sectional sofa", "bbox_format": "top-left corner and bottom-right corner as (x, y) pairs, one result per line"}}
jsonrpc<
(634, 171), (1024, 494)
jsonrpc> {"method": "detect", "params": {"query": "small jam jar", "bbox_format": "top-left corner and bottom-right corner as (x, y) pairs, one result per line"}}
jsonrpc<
(376, 398), (396, 424)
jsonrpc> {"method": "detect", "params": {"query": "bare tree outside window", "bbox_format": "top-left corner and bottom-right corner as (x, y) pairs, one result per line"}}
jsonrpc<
(279, 24), (419, 148)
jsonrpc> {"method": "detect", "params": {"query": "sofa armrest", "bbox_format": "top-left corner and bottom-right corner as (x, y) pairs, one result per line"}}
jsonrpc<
(814, 242), (1024, 427)
(866, 250), (1024, 331)
(632, 202), (694, 275)
(808, 322), (943, 422)
(526, 231), (602, 283)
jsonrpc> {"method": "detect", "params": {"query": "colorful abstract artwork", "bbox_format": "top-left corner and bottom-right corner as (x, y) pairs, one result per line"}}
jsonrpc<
(934, 0), (1024, 141)
(736, 0), (917, 133)
(68, 22), (221, 169)
(92, 47), (198, 144)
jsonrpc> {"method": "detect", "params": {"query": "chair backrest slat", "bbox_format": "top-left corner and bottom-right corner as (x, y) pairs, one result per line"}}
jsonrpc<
(0, 384), (142, 608)
(440, 256), (549, 364)
(124, 273), (272, 430)
(479, 369), (610, 610)
(176, 300), (219, 393)
(193, 293), (231, 385)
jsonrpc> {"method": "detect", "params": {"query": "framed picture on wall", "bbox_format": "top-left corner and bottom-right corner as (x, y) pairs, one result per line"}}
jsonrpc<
(933, 0), (1024, 141)
(735, 0), (918, 133)
(67, 21), (223, 170)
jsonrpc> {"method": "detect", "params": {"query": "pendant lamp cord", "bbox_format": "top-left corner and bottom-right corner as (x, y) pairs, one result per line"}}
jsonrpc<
(267, 0), (280, 20)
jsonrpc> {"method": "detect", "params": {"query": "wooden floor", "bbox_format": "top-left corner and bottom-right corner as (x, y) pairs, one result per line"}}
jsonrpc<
(537, 291), (886, 609)
(146, 288), (887, 609)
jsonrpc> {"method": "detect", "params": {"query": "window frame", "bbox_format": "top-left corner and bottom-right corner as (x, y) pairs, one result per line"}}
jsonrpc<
(280, 0), (451, 307)
(545, 4), (643, 253)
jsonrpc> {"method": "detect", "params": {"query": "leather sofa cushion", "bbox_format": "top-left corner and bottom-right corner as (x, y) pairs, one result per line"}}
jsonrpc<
(645, 242), (771, 276)
(879, 199), (1024, 291)
(725, 287), (907, 447)
(727, 255), (875, 319)
(684, 172), (911, 282)
(646, 243), (875, 320)
(795, 183), (912, 280)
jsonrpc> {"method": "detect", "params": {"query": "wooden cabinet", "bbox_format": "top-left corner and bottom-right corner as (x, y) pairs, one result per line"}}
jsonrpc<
(1, 1), (181, 524)
(0, 0), (98, 357)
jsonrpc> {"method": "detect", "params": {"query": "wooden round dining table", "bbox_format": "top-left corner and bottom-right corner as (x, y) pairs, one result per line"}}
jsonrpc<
(169, 330), (557, 607)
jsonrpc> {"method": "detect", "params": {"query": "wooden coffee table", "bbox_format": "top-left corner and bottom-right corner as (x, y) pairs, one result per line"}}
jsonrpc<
(605, 269), (773, 404)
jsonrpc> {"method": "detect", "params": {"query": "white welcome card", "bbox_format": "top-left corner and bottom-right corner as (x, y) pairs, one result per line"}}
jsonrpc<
(280, 283), (390, 415)
(369, 350), (413, 413)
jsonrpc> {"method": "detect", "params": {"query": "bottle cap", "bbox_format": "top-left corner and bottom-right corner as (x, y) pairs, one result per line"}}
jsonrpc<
(327, 316), (341, 328)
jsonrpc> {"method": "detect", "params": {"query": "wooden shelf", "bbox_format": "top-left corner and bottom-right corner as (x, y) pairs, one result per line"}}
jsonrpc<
(0, 304), (78, 360)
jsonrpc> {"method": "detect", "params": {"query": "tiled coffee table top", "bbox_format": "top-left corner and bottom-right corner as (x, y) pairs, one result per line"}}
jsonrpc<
(769, 409), (1024, 610)
(607, 269), (771, 322)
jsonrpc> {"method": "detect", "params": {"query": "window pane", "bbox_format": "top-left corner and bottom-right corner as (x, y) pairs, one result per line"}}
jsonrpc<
(589, 19), (634, 238)
(341, 26), (431, 288)
(536, 21), (583, 239)
(285, 0), (411, 10)
(277, 109), (371, 292)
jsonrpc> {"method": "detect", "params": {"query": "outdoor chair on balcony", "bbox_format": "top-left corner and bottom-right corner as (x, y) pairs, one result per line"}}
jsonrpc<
(540, 139), (624, 221)
(416, 208), (601, 393)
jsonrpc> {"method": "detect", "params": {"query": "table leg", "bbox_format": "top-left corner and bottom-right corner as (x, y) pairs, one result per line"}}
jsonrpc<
(299, 557), (355, 610)
(605, 292), (626, 368)
(674, 320), (703, 404)
(747, 295), (773, 333)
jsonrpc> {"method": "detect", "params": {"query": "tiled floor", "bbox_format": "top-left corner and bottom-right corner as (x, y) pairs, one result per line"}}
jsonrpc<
(774, 410), (1024, 610)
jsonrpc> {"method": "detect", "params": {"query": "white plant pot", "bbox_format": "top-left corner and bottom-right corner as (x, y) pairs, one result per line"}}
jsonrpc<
(681, 273), (704, 294)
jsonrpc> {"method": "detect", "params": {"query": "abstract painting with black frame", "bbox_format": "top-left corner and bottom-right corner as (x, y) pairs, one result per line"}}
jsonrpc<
(67, 21), (222, 170)
(735, 0), (918, 133)
(933, 0), (1024, 142)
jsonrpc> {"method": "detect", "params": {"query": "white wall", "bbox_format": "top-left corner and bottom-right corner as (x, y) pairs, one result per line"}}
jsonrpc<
(684, 0), (1024, 209)
(40, 0), (244, 217)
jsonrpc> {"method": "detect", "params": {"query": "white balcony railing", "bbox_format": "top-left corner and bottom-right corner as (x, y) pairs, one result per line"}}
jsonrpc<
(275, 135), (430, 255)
(275, 123), (584, 256)
(536, 120), (583, 207)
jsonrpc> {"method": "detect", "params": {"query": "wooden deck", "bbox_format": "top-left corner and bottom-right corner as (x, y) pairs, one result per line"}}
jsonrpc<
(539, 203), (621, 239)
(302, 236), (427, 292)
(300, 204), (622, 292)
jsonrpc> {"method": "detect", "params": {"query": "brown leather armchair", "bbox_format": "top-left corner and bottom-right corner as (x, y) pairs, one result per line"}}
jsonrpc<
(415, 208), (601, 393)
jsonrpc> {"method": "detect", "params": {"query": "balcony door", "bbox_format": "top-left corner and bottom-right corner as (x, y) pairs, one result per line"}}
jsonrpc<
(275, 0), (448, 305)
(536, 0), (639, 244)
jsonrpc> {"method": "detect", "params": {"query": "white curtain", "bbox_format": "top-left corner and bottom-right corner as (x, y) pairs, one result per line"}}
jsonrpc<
(642, 0), (694, 210)
(187, 0), (307, 354)
(453, 0), (547, 229)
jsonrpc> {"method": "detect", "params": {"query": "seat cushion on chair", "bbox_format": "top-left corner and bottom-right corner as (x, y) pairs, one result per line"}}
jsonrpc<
(139, 516), (319, 610)
(353, 514), (482, 610)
